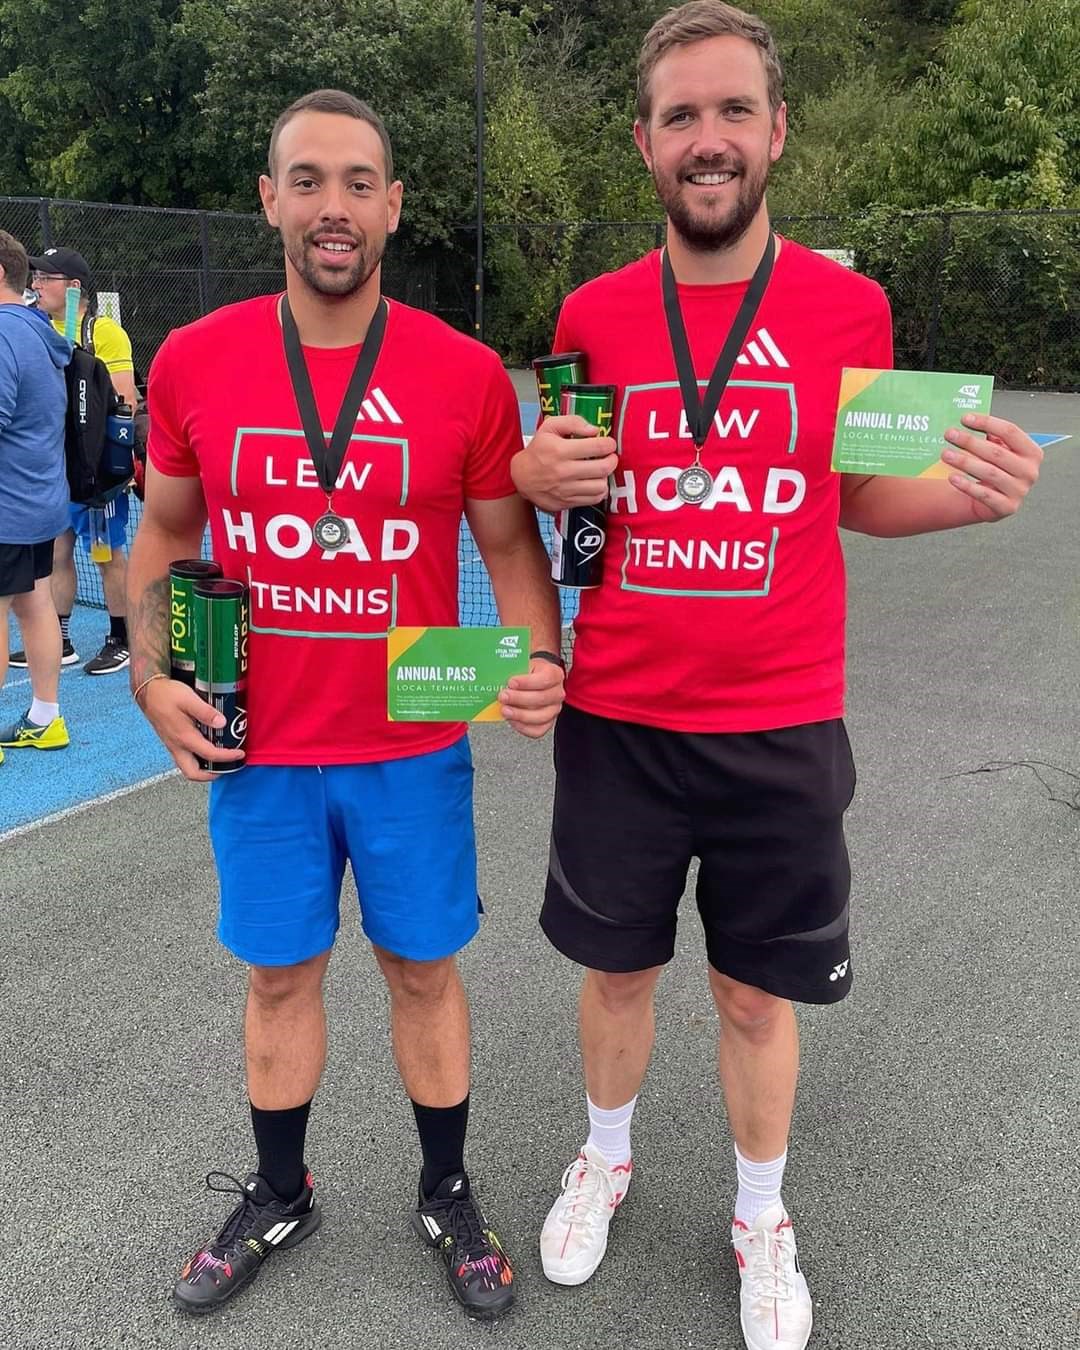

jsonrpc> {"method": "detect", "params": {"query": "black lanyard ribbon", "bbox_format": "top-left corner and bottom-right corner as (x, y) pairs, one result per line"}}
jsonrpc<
(281, 294), (388, 499)
(661, 232), (776, 450)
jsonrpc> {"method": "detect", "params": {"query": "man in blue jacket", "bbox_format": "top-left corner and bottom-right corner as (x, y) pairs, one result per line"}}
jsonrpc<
(0, 229), (72, 761)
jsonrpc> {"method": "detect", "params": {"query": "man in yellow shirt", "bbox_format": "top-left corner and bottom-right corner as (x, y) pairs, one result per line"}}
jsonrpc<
(11, 246), (139, 674)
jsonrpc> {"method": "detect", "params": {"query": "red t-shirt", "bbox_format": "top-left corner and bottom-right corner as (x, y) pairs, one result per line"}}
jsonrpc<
(148, 295), (519, 764)
(554, 238), (893, 733)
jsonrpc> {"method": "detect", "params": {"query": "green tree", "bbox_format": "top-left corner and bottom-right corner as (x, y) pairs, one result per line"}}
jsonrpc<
(180, 0), (482, 240)
(886, 0), (1080, 208)
(0, 0), (207, 203)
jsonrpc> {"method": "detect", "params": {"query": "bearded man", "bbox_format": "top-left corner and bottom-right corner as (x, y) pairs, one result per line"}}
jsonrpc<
(510, 6), (1042, 1348)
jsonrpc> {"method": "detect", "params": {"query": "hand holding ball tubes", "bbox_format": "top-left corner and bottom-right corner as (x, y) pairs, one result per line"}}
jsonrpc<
(510, 416), (618, 513)
(136, 674), (244, 782)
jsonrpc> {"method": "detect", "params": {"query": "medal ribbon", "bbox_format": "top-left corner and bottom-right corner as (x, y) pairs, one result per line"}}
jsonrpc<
(661, 232), (776, 453)
(281, 294), (389, 504)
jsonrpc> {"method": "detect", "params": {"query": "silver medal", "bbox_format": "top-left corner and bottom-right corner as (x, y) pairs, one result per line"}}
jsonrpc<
(676, 465), (714, 504)
(314, 512), (350, 550)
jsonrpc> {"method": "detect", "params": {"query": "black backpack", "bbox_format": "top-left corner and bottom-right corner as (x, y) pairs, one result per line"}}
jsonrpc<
(64, 313), (127, 506)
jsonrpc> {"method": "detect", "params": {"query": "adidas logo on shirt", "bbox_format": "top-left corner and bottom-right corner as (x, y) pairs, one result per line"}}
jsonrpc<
(354, 386), (403, 425)
(735, 328), (789, 369)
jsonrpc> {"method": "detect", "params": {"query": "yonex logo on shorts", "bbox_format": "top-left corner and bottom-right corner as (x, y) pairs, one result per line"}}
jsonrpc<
(829, 960), (849, 982)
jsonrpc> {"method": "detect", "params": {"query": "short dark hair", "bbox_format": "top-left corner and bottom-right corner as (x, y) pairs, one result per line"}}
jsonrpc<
(637, 1), (784, 123)
(0, 229), (29, 293)
(268, 90), (394, 182)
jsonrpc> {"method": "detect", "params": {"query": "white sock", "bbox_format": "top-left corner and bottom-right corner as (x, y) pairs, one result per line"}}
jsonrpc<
(585, 1094), (637, 1168)
(29, 698), (59, 726)
(733, 1143), (787, 1226)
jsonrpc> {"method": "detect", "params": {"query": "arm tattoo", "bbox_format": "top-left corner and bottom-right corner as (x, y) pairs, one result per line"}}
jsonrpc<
(129, 575), (172, 690)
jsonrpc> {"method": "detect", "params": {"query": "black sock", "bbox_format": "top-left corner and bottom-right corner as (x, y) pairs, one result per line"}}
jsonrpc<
(249, 1100), (312, 1203)
(412, 1095), (470, 1198)
(58, 613), (71, 642)
(109, 615), (128, 644)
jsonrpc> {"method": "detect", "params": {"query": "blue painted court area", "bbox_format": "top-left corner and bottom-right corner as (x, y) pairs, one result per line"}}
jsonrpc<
(0, 605), (174, 833)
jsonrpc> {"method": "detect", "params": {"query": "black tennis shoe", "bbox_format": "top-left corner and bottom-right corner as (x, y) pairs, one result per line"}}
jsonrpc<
(173, 1169), (320, 1314)
(411, 1172), (514, 1320)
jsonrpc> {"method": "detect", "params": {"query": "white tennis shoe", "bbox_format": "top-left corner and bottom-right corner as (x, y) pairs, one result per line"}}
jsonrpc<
(540, 1144), (632, 1286)
(732, 1202), (813, 1350)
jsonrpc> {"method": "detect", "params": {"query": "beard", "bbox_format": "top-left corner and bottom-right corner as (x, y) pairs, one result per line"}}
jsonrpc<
(283, 228), (385, 297)
(652, 151), (770, 253)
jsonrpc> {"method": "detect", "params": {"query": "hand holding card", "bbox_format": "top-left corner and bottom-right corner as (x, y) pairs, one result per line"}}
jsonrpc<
(832, 369), (994, 478)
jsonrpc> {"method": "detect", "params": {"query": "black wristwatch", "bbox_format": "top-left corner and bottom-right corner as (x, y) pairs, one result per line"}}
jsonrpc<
(530, 649), (567, 672)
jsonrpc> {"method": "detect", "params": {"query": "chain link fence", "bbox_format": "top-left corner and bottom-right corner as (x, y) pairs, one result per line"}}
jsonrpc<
(474, 209), (1079, 388)
(1, 196), (469, 378)
(1, 197), (1074, 620)
(4, 198), (1074, 389)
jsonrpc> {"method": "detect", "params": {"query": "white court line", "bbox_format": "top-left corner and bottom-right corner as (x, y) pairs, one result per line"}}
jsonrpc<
(0, 769), (179, 846)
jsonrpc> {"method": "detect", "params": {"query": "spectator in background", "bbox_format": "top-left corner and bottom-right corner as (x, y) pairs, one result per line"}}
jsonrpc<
(0, 229), (71, 760)
(7, 245), (137, 675)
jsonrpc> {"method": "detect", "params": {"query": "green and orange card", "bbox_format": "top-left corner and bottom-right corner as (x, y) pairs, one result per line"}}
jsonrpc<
(387, 626), (530, 722)
(832, 369), (994, 477)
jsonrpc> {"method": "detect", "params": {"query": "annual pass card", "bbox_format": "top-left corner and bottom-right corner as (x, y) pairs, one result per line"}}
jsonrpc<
(387, 627), (530, 722)
(831, 368), (994, 478)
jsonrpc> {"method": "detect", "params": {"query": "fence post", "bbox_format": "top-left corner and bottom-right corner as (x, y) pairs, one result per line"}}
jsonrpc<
(38, 198), (52, 249)
(198, 211), (211, 315)
(925, 213), (952, 370)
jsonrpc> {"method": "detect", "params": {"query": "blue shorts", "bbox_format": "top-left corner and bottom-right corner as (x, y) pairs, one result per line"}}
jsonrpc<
(70, 493), (129, 552)
(207, 737), (480, 967)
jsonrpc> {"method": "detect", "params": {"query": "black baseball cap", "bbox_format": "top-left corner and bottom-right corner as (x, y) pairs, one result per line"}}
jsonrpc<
(28, 246), (93, 286)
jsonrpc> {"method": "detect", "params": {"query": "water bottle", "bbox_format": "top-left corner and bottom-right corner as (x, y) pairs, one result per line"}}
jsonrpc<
(89, 505), (113, 563)
(104, 401), (135, 480)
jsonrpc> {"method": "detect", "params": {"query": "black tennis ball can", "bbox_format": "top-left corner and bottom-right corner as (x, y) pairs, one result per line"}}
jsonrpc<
(194, 578), (248, 774)
(552, 383), (616, 590)
(169, 559), (223, 688)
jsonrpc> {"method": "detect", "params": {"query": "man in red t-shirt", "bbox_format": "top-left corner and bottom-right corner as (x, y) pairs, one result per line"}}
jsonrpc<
(128, 90), (563, 1323)
(511, 5), (1042, 1348)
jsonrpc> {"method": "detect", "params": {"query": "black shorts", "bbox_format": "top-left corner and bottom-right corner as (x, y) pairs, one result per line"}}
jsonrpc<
(0, 539), (54, 597)
(541, 705), (857, 1004)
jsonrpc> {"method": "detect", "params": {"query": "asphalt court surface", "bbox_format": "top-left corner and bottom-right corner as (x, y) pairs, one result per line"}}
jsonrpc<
(2, 391), (1078, 1348)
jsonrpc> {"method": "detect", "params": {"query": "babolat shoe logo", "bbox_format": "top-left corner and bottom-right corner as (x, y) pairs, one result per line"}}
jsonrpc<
(829, 959), (850, 982)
